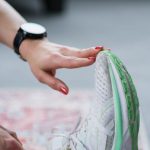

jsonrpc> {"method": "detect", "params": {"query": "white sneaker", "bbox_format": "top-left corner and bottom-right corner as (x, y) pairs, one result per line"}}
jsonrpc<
(49, 50), (140, 150)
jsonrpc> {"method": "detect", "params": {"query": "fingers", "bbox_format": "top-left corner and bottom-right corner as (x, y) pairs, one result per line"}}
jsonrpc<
(0, 126), (22, 145)
(8, 131), (22, 145)
(36, 70), (69, 95)
(56, 55), (96, 69)
(4, 138), (23, 150)
(60, 46), (103, 58)
(0, 126), (23, 150)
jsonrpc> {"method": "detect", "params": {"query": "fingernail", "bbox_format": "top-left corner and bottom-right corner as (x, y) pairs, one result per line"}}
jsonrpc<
(60, 87), (68, 95)
(95, 46), (103, 51)
(88, 57), (96, 61)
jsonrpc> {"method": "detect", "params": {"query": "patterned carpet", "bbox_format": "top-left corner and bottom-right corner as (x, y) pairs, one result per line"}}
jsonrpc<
(0, 89), (148, 150)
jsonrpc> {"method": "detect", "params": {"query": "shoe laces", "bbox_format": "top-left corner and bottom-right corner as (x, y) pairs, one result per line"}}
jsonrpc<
(49, 113), (114, 150)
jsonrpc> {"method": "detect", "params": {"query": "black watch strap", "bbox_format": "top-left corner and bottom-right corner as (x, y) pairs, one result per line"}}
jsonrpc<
(13, 28), (26, 55)
(13, 28), (47, 55)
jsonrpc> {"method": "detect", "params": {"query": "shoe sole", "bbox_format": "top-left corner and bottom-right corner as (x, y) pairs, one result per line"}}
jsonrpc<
(101, 50), (140, 150)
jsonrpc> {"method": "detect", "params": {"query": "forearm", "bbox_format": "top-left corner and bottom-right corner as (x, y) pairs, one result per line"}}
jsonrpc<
(0, 0), (26, 49)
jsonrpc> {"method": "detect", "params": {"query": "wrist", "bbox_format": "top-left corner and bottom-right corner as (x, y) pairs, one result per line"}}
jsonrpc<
(19, 38), (48, 61)
(13, 22), (47, 60)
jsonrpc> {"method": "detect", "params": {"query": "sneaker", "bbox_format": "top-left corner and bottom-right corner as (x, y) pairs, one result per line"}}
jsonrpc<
(50, 50), (140, 150)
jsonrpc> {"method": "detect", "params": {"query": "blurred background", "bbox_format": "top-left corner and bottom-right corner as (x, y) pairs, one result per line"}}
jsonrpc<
(0, 0), (150, 142)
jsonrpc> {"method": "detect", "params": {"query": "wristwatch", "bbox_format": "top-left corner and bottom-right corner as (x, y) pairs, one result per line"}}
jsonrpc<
(13, 22), (47, 55)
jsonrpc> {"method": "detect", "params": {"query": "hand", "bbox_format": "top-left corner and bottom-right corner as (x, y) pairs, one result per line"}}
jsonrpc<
(0, 125), (23, 150)
(20, 39), (103, 95)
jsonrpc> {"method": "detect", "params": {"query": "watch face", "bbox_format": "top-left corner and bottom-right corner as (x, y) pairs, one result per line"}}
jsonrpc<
(21, 23), (46, 34)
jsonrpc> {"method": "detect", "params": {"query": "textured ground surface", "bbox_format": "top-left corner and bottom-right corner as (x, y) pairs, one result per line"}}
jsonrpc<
(0, 90), (148, 150)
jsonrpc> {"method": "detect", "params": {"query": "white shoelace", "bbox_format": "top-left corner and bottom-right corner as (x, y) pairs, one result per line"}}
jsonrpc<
(49, 112), (114, 150)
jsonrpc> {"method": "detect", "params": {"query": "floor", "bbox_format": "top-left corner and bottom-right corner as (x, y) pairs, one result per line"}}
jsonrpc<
(0, 0), (150, 141)
(0, 89), (149, 149)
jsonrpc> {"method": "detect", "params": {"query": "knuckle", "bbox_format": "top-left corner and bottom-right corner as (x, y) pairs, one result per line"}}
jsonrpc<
(76, 50), (82, 56)
(52, 53), (60, 59)
(45, 53), (60, 62)
(60, 47), (68, 53)
(50, 80), (57, 88)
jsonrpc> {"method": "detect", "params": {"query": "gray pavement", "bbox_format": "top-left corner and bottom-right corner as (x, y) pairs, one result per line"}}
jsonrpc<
(0, 0), (150, 140)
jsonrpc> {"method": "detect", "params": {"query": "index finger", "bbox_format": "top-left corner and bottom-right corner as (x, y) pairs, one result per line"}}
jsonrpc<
(60, 46), (103, 58)
(57, 55), (96, 69)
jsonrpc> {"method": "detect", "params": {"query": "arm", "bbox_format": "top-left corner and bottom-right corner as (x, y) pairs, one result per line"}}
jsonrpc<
(0, 0), (103, 94)
(0, 0), (26, 48)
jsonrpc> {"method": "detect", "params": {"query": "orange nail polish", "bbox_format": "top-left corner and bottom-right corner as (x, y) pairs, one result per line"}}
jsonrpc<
(60, 87), (68, 95)
(88, 57), (96, 61)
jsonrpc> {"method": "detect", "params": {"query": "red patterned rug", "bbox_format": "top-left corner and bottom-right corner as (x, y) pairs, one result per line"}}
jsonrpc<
(0, 89), (148, 150)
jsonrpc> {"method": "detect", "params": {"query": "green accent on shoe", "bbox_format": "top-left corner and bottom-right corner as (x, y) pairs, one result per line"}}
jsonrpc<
(108, 63), (123, 150)
(102, 50), (139, 150)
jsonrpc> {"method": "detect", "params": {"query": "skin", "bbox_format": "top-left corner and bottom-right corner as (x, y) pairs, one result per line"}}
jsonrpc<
(0, 126), (23, 150)
(20, 40), (102, 94)
(0, 0), (103, 149)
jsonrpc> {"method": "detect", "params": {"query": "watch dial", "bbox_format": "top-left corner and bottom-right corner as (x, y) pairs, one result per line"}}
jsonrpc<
(21, 23), (46, 34)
